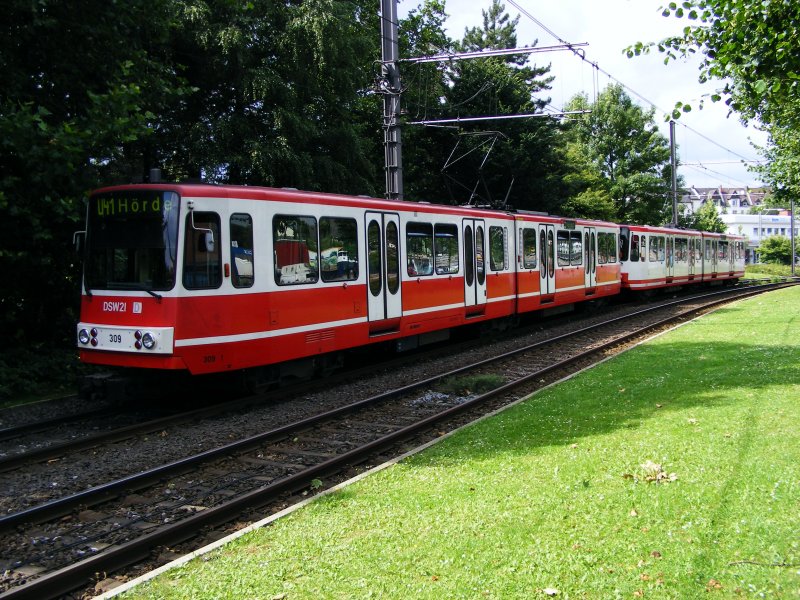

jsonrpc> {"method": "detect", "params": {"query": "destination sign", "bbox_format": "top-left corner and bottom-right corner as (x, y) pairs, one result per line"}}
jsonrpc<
(94, 194), (174, 218)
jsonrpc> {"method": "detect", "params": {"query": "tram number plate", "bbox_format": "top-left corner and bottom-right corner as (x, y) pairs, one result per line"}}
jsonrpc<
(109, 334), (123, 344)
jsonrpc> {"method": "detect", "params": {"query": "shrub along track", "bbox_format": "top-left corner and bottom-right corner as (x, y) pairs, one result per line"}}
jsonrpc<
(0, 281), (794, 599)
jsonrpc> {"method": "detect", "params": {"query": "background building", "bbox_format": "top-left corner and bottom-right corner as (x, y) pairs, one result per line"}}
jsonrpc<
(680, 186), (797, 263)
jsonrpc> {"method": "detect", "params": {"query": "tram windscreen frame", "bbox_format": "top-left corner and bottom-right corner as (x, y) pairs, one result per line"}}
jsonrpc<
(84, 190), (180, 292)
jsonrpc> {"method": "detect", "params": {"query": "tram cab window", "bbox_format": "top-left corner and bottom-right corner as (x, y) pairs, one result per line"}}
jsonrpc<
(183, 212), (222, 289)
(273, 215), (319, 285)
(230, 213), (254, 288)
(320, 217), (358, 282)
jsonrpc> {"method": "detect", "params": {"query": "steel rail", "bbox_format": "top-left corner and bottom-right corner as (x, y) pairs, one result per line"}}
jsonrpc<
(0, 405), (115, 443)
(0, 280), (791, 532)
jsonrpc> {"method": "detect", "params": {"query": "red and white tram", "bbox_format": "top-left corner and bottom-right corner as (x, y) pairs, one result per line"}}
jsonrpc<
(619, 225), (745, 291)
(76, 184), (622, 377)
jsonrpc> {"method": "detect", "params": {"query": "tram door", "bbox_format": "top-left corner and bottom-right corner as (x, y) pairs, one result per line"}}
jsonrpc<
(705, 238), (718, 276)
(688, 238), (696, 278)
(584, 227), (597, 290)
(538, 224), (556, 297)
(666, 236), (675, 278)
(365, 212), (402, 325)
(462, 219), (487, 308)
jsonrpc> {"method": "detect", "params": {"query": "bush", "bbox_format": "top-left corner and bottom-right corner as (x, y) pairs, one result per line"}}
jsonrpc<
(745, 263), (794, 278)
(0, 344), (87, 406)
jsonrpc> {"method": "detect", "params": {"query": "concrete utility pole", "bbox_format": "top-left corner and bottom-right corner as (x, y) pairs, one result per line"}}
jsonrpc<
(789, 195), (795, 277)
(380, 0), (403, 200)
(670, 120), (678, 226)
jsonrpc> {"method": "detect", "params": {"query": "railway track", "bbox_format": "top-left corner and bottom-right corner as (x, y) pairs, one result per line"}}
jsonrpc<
(0, 277), (782, 465)
(0, 281), (794, 599)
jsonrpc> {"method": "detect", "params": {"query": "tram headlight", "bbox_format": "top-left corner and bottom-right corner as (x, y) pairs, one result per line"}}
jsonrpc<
(78, 329), (91, 345)
(141, 332), (157, 350)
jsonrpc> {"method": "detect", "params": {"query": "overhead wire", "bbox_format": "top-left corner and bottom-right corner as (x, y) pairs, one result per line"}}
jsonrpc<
(505, 0), (760, 170)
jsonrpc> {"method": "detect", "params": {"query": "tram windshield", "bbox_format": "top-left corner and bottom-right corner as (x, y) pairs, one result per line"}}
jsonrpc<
(85, 190), (180, 292)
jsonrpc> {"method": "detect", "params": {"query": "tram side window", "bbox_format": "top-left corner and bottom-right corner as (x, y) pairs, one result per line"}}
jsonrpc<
(521, 228), (537, 269)
(230, 213), (254, 288)
(557, 231), (570, 266)
(705, 240), (712, 261)
(407, 222), (434, 276)
(320, 217), (358, 282)
(649, 236), (659, 262)
(619, 229), (629, 262)
(183, 212), (222, 289)
(273, 215), (319, 285)
(598, 232), (617, 264)
(639, 235), (646, 261)
(718, 241), (729, 260)
(570, 231), (583, 266)
(610, 233), (618, 262)
(630, 234), (640, 262)
(434, 224), (459, 274)
(490, 226), (508, 271)
(675, 238), (687, 262)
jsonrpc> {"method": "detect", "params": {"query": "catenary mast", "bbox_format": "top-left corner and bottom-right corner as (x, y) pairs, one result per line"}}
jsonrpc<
(380, 0), (403, 200)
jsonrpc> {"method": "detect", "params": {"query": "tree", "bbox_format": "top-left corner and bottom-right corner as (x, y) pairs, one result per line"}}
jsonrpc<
(680, 199), (726, 232)
(563, 85), (676, 224)
(401, 0), (567, 212)
(0, 0), (185, 349)
(627, 1), (800, 197)
(398, 0), (455, 202)
(150, 0), (379, 194)
(1, 0), (382, 349)
(558, 135), (617, 221)
(752, 122), (800, 199)
(758, 235), (797, 265)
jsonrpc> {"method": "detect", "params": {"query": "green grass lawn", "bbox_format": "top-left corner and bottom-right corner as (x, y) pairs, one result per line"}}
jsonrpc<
(123, 287), (800, 599)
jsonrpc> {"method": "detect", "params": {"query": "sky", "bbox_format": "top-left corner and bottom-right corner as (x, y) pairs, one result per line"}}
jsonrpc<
(397, 0), (769, 190)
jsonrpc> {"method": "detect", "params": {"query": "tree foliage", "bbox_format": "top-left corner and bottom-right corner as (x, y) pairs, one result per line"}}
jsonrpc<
(627, 1), (800, 197)
(157, 0), (379, 192)
(563, 85), (676, 225)
(401, 0), (567, 212)
(2, 0), (719, 387)
(758, 235), (797, 265)
(679, 199), (726, 233)
(0, 0), (378, 351)
(0, 0), (183, 347)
